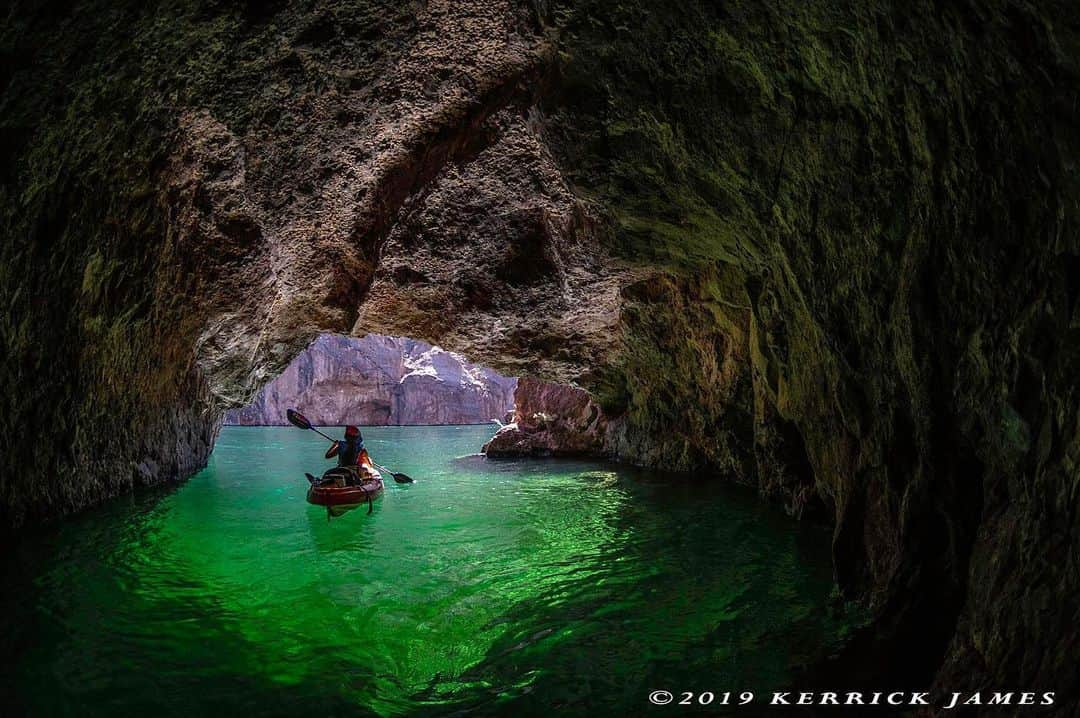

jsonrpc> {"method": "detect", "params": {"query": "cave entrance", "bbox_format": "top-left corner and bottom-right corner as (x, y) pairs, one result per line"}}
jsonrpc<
(224, 333), (518, 431)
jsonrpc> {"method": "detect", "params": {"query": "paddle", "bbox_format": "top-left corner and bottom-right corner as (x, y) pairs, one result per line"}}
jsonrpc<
(370, 460), (415, 484)
(286, 409), (337, 442)
(286, 409), (416, 484)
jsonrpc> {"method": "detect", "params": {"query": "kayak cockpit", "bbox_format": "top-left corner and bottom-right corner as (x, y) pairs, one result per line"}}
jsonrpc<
(306, 464), (384, 516)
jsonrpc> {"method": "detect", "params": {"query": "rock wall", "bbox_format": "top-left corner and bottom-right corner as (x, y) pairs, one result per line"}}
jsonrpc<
(224, 333), (515, 426)
(541, 2), (1080, 702)
(3, 0), (1079, 708)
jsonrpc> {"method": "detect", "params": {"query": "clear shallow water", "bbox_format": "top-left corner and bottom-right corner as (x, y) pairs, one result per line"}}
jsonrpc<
(2, 426), (849, 716)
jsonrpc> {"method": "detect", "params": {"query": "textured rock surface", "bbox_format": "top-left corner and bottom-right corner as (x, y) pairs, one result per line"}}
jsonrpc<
(224, 333), (515, 426)
(3, 0), (1080, 707)
(482, 376), (606, 457)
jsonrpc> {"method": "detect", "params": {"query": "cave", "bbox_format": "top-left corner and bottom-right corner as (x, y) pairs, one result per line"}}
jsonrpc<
(3, 0), (1079, 715)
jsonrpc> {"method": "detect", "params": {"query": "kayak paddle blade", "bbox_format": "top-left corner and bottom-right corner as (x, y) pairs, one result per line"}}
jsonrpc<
(391, 472), (415, 484)
(286, 408), (312, 430)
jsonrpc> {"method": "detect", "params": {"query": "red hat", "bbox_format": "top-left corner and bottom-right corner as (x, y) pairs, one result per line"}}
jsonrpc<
(344, 425), (360, 438)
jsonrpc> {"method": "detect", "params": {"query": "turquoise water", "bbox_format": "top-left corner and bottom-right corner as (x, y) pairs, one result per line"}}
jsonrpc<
(1, 425), (849, 716)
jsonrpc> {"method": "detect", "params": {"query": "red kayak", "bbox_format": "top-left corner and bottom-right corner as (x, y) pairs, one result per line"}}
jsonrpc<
(306, 464), (384, 513)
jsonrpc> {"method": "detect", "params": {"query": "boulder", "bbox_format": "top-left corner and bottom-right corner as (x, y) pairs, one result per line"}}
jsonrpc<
(482, 377), (606, 457)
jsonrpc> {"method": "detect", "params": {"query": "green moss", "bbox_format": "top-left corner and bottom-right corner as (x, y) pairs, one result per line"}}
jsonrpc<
(710, 27), (774, 103)
(543, 0), (1080, 690)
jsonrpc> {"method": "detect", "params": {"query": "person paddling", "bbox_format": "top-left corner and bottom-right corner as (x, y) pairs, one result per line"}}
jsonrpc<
(325, 425), (370, 468)
(287, 409), (414, 484)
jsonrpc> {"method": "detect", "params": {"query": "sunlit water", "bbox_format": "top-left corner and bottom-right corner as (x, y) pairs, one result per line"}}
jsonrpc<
(1, 426), (850, 716)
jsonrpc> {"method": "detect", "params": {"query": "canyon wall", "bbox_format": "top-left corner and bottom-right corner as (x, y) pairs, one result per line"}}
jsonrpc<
(223, 333), (515, 426)
(3, 0), (1079, 709)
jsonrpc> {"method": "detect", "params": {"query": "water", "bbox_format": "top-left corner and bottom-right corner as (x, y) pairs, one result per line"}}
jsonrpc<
(1, 426), (850, 716)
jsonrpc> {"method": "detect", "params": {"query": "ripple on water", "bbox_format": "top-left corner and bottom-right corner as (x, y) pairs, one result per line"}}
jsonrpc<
(0, 425), (853, 717)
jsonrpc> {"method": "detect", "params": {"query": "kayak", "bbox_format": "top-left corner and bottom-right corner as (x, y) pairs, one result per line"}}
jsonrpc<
(306, 464), (384, 510)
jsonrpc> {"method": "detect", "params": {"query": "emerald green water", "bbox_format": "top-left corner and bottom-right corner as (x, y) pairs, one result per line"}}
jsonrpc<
(2, 425), (848, 716)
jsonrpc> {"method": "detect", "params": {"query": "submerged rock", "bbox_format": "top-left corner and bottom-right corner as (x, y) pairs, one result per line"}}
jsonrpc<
(225, 334), (515, 426)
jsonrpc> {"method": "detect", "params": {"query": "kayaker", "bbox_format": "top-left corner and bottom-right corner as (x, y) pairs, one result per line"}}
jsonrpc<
(325, 425), (370, 469)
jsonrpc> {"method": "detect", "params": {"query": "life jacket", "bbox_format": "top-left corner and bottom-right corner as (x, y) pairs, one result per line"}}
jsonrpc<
(337, 438), (363, 467)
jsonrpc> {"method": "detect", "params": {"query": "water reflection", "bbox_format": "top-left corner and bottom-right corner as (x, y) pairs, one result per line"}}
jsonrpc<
(0, 426), (852, 717)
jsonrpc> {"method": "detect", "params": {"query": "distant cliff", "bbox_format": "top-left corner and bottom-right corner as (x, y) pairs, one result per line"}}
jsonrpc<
(224, 335), (515, 426)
